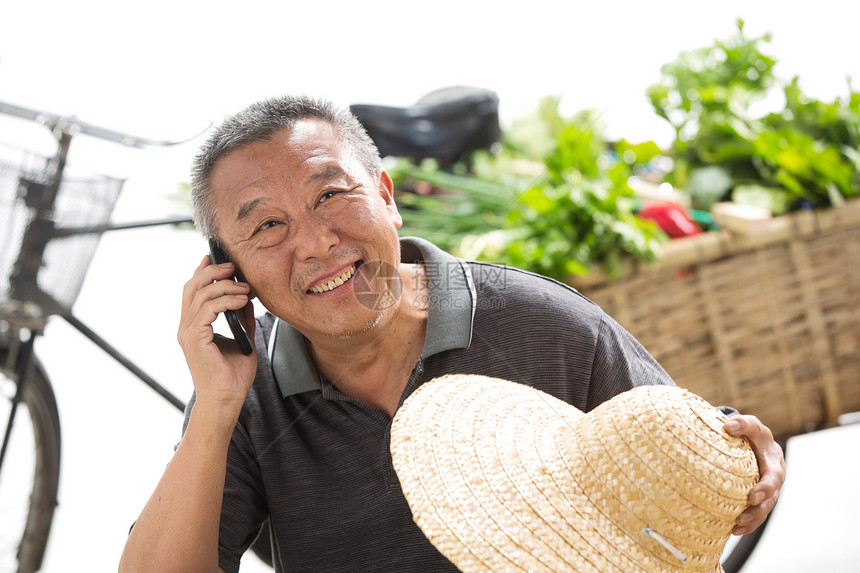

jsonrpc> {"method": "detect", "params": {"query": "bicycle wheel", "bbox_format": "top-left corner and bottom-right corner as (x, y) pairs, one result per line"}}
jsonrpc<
(720, 516), (771, 573)
(0, 345), (61, 573)
(720, 439), (786, 573)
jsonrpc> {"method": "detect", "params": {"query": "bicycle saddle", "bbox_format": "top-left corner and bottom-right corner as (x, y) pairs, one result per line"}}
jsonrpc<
(350, 86), (501, 166)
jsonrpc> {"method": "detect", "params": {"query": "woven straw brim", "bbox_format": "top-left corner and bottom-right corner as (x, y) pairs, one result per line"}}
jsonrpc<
(390, 375), (759, 573)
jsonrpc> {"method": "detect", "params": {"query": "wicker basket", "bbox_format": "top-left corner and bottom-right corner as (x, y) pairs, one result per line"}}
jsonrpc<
(0, 146), (124, 323)
(570, 199), (860, 442)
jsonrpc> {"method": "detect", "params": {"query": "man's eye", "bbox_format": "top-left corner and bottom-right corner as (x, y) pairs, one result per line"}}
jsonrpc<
(257, 220), (280, 232)
(319, 189), (340, 203)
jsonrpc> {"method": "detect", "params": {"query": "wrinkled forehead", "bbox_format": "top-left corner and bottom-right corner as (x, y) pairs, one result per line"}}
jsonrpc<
(208, 120), (373, 232)
(219, 119), (367, 181)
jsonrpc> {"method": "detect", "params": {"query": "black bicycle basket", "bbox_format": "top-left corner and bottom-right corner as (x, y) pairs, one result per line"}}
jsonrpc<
(0, 146), (124, 322)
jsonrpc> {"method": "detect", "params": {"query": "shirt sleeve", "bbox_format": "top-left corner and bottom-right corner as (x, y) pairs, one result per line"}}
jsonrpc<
(586, 313), (677, 411)
(176, 394), (268, 573)
(216, 420), (269, 573)
(585, 313), (739, 417)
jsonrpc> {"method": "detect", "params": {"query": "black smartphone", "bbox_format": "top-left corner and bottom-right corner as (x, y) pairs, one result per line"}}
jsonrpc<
(208, 238), (254, 355)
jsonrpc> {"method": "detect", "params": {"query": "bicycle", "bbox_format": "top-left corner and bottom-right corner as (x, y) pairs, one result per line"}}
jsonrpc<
(0, 99), (193, 573)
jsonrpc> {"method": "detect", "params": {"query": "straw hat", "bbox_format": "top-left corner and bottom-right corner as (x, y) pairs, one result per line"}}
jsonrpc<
(390, 375), (759, 572)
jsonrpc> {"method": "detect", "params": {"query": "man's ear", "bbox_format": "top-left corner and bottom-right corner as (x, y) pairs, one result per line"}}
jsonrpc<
(228, 258), (257, 300)
(233, 267), (257, 299)
(378, 169), (402, 229)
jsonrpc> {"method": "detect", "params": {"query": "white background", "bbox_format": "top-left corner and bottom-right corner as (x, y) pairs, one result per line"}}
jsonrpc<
(1, 1), (859, 571)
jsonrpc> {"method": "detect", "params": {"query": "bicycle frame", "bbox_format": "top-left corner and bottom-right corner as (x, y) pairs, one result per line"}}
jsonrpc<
(0, 100), (197, 477)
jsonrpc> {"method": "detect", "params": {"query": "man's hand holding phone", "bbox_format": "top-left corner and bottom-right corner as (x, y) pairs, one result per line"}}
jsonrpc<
(178, 251), (258, 419)
(207, 239), (254, 355)
(122, 253), (259, 573)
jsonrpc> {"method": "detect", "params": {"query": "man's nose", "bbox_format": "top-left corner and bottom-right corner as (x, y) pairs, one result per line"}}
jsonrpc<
(293, 214), (339, 260)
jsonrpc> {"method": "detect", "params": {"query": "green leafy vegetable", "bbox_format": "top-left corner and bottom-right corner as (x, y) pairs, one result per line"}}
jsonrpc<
(393, 97), (666, 280)
(648, 18), (860, 212)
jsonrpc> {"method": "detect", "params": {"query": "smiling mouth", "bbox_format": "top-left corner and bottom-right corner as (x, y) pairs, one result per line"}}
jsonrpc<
(308, 264), (358, 294)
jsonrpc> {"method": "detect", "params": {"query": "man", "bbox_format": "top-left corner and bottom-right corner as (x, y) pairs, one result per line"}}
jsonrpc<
(119, 95), (785, 572)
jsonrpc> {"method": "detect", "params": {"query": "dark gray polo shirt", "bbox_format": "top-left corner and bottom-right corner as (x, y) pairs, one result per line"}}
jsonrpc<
(184, 237), (676, 572)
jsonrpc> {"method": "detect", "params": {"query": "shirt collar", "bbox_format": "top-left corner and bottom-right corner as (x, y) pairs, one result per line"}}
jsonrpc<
(269, 236), (476, 398)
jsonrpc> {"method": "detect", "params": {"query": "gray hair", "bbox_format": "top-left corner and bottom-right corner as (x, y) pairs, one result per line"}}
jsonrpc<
(190, 95), (382, 239)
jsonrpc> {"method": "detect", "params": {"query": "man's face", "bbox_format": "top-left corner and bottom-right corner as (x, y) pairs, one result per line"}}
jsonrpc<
(210, 118), (403, 340)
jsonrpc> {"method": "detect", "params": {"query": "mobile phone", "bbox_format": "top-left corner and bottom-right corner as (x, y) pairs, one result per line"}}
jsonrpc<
(208, 238), (254, 355)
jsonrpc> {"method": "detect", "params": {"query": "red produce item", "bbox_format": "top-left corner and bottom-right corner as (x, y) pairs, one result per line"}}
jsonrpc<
(638, 202), (701, 238)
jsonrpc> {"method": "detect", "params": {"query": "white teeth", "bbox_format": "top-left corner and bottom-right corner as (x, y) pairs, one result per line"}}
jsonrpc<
(309, 265), (355, 293)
